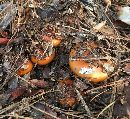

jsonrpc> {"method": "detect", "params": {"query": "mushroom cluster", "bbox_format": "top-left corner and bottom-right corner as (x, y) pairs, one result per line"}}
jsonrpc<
(17, 26), (62, 76)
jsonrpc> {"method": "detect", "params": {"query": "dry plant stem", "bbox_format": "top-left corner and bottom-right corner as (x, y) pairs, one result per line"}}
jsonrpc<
(0, 1), (13, 15)
(107, 81), (116, 119)
(14, 97), (43, 115)
(31, 105), (61, 119)
(5, 30), (18, 51)
(16, 74), (36, 88)
(40, 102), (84, 118)
(12, 90), (60, 114)
(96, 100), (115, 118)
(75, 88), (93, 119)
(84, 79), (128, 94)
(63, 22), (130, 53)
(64, 24), (130, 53)
(77, 5), (129, 51)
(10, 46), (24, 69)
(17, 0), (23, 27)
(5, 68), (34, 88)
(0, 47), (25, 90)
(0, 92), (43, 115)
(79, 1), (96, 17)
(25, 28), (53, 59)
(30, 0), (39, 18)
(90, 89), (109, 102)
(0, 55), (27, 89)
(0, 89), (59, 115)
(96, 3), (119, 37)
(62, 25), (91, 34)
(0, 113), (33, 119)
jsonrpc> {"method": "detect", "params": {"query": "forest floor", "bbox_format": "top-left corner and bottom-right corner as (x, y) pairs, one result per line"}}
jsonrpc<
(0, 0), (130, 119)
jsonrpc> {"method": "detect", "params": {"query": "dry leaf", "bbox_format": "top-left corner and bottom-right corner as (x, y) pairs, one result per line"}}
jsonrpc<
(0, 38), (9, 44)
(59, 97), (77, 107)
(93, 21), (106, 31)
(29, 79), (48, 88)
(10, 86), (27, 100)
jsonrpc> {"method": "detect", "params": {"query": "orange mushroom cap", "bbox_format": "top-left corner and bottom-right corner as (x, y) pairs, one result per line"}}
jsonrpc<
(69, 44), (114, 83)
(31, 50), (55, 65)
(69, 60), (108, 83)
(52, 38), (61, 47)
(17, 60), (33, 76)
(42, 35), (62, 47)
